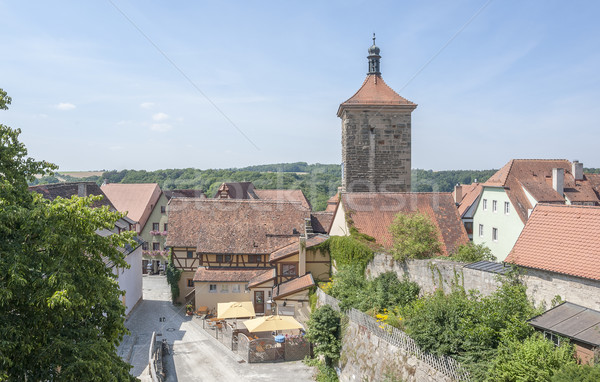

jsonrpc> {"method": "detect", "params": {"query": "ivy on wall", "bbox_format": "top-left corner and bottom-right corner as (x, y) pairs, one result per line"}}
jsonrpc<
(165, 254), (182, 303)
(317, 235), (375, 272)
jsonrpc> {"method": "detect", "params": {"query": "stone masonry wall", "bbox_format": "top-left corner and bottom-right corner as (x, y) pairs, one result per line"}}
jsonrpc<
(339, 319), (453, 382)
(342, 110), (411, 193)
(365, 253), (503, 297)
(366, 253), (600, 311)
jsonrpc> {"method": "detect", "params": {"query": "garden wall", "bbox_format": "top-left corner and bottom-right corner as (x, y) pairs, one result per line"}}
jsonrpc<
(317, 289), (467, 382)
(365, 254), (502, 296)
(366, 253), (600, 311)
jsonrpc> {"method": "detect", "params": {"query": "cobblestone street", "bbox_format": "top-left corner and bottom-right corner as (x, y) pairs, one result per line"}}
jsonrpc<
(119, 275), (315, 381)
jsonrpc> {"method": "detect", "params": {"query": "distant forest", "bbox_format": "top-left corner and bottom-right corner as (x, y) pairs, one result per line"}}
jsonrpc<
(30, 163), (600, 211)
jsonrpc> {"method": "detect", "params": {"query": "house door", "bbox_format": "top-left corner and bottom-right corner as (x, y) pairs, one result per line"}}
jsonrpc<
(254, 291), (264, 314)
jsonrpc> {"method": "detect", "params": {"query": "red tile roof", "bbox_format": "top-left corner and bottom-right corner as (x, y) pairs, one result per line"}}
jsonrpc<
(214, 182), (256, 199)
(483, 160), (600, 223)
(506, 204), (600, 281)
(339, 74), (416, 109)
(193, 267), (270, 283)
(341, 193), (469, 255)
(101, 183), (161, 227)
(269, 235), (329, 262)
(273, 273), (315, 300)
(325, 194), (339, 212)
(164, 189), (206, 199)
(452, 183), (482, 217)
(248, 268), (276, 288)
(311, 212), (334, 234)
(30, 182), (115, 209)
(254, 189), (311, 209)
(166, 198), (310, 254)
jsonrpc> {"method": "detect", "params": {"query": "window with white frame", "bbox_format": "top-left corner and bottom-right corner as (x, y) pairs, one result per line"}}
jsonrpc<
(504, 202), (510, 214)
(209, 284), (217, 293)
(492, 200), (497, 213)
(479, 224), (484, 237)
(492, 227), (498, 242)
(220, 284), (229, 293)
(232, 284), (241, 293)
(483, 199), (488, 211)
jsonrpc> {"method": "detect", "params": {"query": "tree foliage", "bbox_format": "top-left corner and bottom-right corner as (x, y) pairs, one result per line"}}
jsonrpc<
(550, 363), (600, 382)
(317, 235), (374, 273)
(326, 266), (419, 314)
(486, 333), (575, 382)
(306, 305), (342, 367)
(451, 242), (496, 262)
(166, 254), (182, 303)
(401, 279), (540, 380)
(389, 212), (442, 261)
(0, 90), (137, 381)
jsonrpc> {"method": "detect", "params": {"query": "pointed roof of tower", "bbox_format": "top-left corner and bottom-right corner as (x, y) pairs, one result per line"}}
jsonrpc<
(338, 36), (416, 116)
(341, 74), (416, 106)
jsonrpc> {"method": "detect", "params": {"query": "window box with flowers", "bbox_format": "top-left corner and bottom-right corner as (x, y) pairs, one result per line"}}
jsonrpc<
(160, 231), (168, 236)
(150, 230), (161, 236)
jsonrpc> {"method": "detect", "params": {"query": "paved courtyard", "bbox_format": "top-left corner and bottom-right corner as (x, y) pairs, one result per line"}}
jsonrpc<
(119, 275), (316, 381)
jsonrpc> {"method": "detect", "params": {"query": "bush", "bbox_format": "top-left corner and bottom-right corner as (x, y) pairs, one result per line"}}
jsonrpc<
(551, 363), (600, 382)
(451, 242), (496, 262)
(486, 333), (576, 381)
(389, 212), (442, 261)
(306, 305), (342, 367)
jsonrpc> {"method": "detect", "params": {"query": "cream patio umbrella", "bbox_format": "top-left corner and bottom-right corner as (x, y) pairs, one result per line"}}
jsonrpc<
(243, 315), (304, 333)
(217, 302), (256, 319)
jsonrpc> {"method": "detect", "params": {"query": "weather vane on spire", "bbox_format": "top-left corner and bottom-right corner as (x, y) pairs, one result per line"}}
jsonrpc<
(373, 33), (376, 44)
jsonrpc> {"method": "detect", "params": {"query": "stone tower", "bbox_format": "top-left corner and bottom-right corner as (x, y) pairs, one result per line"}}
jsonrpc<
(337, 35), (417, 193)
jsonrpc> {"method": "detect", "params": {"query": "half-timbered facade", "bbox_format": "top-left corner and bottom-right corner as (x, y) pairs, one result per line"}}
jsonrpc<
(166, 198), (310, 306)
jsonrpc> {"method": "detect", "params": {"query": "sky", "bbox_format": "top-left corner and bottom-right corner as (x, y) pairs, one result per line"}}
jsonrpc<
(1, 0), (599, 171)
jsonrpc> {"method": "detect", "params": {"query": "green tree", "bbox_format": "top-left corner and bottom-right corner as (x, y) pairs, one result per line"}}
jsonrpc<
(486, 333), (575, 382)
(551, 363), (600, 382)
(306, 305), (342, 367)
(0, 90), (137, 381)
(452, 242), (496, 262)
(389, 212), (442, 261)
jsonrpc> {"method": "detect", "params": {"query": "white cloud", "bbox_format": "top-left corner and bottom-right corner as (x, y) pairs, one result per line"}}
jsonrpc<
(140, 102), (155, 109)
(56, 102), (76, 111)
(150, 123), (173, 132)
(152, 112), (169, 121)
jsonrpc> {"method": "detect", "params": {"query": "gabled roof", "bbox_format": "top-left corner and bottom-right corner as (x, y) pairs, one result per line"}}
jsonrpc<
(254, 189), (311, 209)
(273, 273), (315, 300)
(452, 183), (482, 217)
(214, 182), (257, 199)
(30, 182), (114, 209)
(528, 302), (600, 347)
(193, 267), (269, 283)
(311, 212), (334, 234)
(338, 74), (416, 117)
(248, 268), (276, 288)
(100, 183), (161, 226)
(340, 192), (469, 255)
(482, 160), (600, 223)
(325, 193), (340, 212)
(269, 235), (329, 262)
(506, 204), (600, 281)
(164, 189), (206, 199)
(166, 198), (310, 254)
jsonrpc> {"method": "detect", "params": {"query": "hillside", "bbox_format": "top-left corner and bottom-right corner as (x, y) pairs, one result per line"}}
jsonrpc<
(31, 163), (600, 211)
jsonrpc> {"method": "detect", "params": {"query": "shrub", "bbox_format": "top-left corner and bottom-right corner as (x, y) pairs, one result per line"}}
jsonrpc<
(389, 212), (442, 261)
(306, 305), (342, 367)
(451, 242), (496, 262)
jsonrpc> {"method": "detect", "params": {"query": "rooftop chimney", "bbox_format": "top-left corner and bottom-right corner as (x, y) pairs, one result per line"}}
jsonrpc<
(454, 184), (462, 204)
(304, 218), (313, 237)
(552, 168), (564, 197)
(77, 183), (86, 197)
(572, 160), (584, 181)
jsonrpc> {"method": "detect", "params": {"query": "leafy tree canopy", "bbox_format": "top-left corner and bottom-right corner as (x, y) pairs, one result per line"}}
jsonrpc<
(451, 242), (496, 262)
(389, 212), (442, 261)
(305, 305), (342, 367)
(0, 89), (137, 381)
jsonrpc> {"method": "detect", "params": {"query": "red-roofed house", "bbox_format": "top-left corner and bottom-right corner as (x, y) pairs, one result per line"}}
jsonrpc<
(329, 192), (468, 256)
(452, 183), (483, 240)
(101, 183), (162, 233)
(505, 204), (600, 310)
(473, 159), (600, 261)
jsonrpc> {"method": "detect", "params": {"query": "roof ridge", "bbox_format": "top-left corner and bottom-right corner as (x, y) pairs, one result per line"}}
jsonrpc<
(536, 203), (600, 210)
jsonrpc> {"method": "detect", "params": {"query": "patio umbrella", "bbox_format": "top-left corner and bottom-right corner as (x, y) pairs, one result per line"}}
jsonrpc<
(243, 315), (304, 333)
(217, 302), (256, 319)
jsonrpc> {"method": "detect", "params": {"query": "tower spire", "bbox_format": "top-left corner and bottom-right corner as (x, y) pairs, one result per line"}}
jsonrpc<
(367, 33), (381, 75)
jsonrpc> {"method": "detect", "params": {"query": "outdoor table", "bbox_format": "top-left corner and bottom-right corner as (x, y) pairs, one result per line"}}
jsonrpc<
(274, 335), (285, 343)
